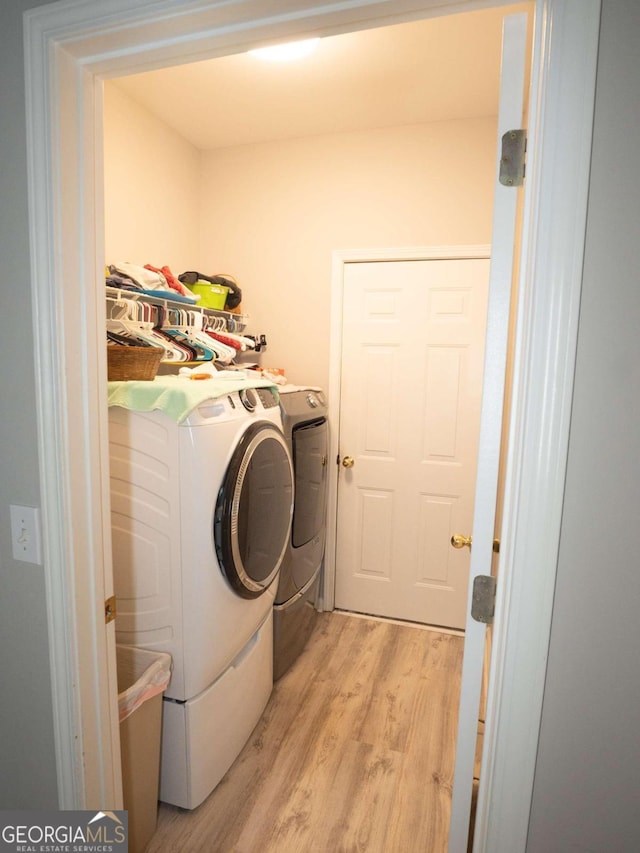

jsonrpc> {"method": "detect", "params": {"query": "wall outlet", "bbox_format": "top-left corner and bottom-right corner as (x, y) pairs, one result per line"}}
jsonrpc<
(10, 505), (43, 565)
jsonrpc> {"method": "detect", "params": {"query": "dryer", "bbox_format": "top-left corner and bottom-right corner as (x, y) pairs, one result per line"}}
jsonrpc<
(274, 388), (329, 680)
(108, 385), (293, 809)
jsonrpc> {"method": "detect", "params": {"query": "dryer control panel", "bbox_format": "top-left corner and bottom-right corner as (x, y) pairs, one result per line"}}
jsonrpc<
(305, 391), (326, 409)
(279, 389), (328, 421)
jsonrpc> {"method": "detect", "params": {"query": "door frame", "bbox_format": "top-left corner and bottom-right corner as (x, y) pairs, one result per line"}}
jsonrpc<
(325, 244), (491, 613)
(23, 0), (600, 847)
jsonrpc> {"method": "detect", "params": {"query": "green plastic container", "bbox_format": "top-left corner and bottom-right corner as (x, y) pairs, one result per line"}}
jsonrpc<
(188, 281), (229, 310)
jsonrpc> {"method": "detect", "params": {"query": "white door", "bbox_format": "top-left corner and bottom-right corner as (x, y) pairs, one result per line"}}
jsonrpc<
(449, 13), (528, 852)
(335, 255), (490, 629)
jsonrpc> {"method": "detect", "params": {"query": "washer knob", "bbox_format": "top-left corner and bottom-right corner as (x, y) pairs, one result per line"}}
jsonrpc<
(239, 388), (257, 412)
(307, 393), (319, 408)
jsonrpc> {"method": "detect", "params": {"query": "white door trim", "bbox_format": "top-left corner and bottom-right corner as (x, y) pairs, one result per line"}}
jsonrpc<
(475, 4), (601, 849)
(22, 0), (600, 846)
(325, 244), (491, 614)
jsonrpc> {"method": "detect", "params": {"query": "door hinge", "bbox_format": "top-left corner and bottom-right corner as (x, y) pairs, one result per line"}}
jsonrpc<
(499, 129), (526, 187)
(105, 595), (117, 625)
(471, 575), (497, 624)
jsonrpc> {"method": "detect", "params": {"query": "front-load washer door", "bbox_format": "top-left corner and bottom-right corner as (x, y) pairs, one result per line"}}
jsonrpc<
(215, 421), (293, 598)
(292, 418), (328, 548)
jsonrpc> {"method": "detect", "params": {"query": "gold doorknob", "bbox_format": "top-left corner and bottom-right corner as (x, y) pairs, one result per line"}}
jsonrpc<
(450, 534), (501, 553)
(342, 456), (355, 468)
(451, 533), (472, 550)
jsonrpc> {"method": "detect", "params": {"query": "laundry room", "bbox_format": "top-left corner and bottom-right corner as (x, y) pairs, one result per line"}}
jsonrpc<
(103, 4), (531, 851)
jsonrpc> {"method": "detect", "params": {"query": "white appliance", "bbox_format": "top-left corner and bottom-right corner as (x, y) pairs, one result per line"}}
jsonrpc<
(108, 385), (293, 809)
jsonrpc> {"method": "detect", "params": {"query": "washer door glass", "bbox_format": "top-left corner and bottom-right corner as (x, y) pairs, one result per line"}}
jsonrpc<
(215, 421), (293, 598)
(292, 418), (328, 547)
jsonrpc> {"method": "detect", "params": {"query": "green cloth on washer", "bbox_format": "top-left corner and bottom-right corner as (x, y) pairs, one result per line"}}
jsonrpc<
(107, 374), (278, 423)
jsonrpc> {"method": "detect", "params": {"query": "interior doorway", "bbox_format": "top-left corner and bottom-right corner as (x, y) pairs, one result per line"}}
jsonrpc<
(23, 2), (601, 849)
(105, 16), (510, 836)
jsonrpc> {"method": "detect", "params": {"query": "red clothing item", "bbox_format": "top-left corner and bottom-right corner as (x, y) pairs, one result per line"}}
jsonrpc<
(144, 264), (192, 298)
(206, 330), (243, 350)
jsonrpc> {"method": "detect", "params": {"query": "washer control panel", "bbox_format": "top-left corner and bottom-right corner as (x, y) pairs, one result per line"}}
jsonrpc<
(255, 387), (279, 409)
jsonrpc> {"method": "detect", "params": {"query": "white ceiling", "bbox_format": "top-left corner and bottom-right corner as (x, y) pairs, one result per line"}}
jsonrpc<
(112, 4), (530, 151)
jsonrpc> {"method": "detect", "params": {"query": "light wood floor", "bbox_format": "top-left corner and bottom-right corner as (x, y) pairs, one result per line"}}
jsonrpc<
(146, 611), (464, 853)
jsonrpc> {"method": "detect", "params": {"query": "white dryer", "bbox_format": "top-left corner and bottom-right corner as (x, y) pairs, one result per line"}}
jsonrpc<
(108, 384), (293, 809)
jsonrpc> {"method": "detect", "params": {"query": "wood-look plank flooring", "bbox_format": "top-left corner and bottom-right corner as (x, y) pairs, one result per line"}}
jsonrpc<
(146, 611), (464, 853)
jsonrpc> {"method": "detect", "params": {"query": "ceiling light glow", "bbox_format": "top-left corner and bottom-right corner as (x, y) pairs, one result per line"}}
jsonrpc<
(249, 39), (320, 62)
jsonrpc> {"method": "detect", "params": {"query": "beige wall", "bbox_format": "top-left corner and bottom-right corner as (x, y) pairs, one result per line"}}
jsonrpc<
(103, 83), (201, 274)
(1, 0), (60, 809)
(103, 82), (497, 389)
(199, 118), (497, 388)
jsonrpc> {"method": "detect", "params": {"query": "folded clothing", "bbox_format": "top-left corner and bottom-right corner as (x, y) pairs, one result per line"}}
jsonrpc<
(106, 269), (142, 291)
(112, 262), (168, 290)
(109, 262), (199, 303)
(107, 373), (278, 423)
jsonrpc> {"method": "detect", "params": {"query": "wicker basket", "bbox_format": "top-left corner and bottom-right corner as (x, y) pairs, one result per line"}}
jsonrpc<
(107, 344), (163, 381)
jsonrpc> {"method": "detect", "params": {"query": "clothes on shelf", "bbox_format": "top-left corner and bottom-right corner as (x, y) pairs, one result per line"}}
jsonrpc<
(106, 288), (263, 367)
(107, 262), (199, 303)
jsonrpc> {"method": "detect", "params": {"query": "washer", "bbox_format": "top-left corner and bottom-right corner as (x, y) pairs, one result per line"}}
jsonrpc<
(274, 388), (329, 680)
(108, 385), (293, 809)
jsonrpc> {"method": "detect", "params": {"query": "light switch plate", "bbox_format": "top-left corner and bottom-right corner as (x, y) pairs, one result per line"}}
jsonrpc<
(10, 505), (43, 565)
